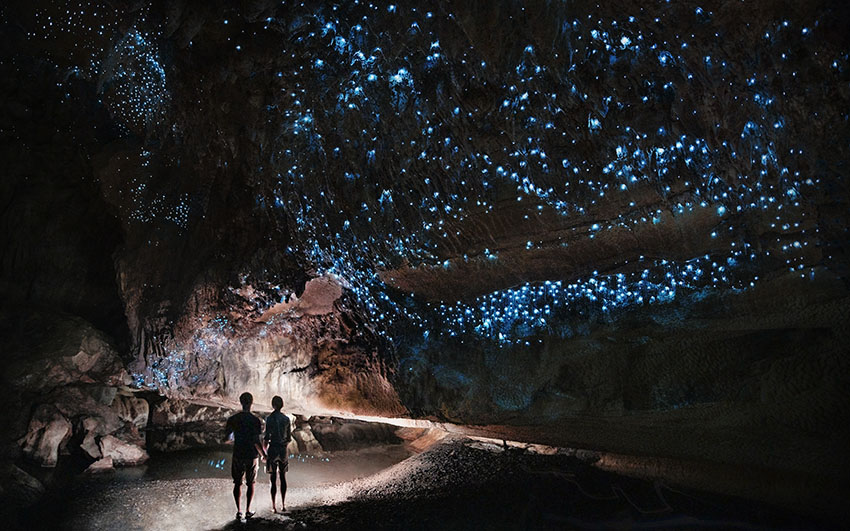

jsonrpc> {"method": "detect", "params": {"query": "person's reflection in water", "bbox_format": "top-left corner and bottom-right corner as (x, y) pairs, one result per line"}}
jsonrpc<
(263, 395), (292, 513)
(224, 392), (266, 521)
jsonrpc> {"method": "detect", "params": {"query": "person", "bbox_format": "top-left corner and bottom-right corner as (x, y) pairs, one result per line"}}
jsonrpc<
(224, 392), (266, 521)
(263, 395), (292, 513)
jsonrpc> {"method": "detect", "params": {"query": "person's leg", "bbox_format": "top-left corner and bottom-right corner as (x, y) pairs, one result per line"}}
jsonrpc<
(245, 458), (258, 515)
(231, 457), (244, 515)
(233, 483), (242, 512)
(246, 482), (254, 512)
(269, 461), (278, 512)
(279, 466), (287, 511)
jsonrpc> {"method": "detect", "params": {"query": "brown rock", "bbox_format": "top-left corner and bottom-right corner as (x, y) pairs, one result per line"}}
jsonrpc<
(5, 313), (130, 393)
(151, 399), (235, 427)
(79, 417), (102, 460)
(19, 405), (72, 467)
(113, 395), (150, 429)
(0, 463), (45, 506)
(287, 439), (299, 456)
(54, 388), (124, 436)
(395, 427), (428, 441)
(90, 386), (118, 406)
(257, 276), (342, 319)
(407, 429), (448, 454)
(85, 456), (114, 473)
(98, 435), (148, 466)
(292, 425), (323, 454)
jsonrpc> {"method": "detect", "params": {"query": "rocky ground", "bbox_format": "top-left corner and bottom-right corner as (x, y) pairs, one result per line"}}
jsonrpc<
(22, 437), (830, 531)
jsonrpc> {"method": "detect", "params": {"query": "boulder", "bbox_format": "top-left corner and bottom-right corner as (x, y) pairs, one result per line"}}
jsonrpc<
(287, 439), (299, 456)
(0, 463), (45, 506)
(85, 456), (114, 473)
(113, 396), (149, 429)
(53, 387), (124, 435)
(90, 386), (118, 406)
(98, 435), (148, 466)
(112, 395), (150, 446)
(17, 390), (151, 467)
(55, 387), (149, 446)
(5, 312), (130, 393)
(292, 425), (323, 455)
(79, 417), (102, 460)
(18, 405), (72, 467)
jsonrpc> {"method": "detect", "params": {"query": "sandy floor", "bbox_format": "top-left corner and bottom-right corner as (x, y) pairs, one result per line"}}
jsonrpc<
(34, 438), (828, 531)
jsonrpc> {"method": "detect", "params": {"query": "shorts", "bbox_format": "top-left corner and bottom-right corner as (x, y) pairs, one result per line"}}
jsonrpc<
(231, 456), (258, 485)
(266, 445), (289, 474)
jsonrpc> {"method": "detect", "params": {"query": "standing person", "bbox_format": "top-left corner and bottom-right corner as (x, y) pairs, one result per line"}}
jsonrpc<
(264, 395), (292, 513)
(225, 392), (266, 521)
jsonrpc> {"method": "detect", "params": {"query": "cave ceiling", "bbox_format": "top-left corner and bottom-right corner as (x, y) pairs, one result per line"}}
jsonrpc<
(3, 0), (849, 418)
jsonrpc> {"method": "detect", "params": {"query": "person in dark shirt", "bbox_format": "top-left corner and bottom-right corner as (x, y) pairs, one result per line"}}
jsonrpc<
(263, 395), (292, 513)
(224, 392), (266, 521)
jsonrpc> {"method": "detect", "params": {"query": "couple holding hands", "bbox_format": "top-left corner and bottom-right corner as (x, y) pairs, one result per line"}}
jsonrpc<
(224, 392), (292, 520)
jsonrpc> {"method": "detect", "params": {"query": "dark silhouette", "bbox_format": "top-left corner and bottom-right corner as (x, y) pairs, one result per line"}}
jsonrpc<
(225, 392), (266, 521)
(263, 395), (292, 513)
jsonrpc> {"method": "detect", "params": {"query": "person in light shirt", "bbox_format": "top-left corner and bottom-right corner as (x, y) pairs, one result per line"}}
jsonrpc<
(263, 395), (292, 514)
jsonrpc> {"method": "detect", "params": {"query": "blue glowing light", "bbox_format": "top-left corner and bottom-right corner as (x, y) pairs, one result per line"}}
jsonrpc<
(38, 1), (832, 373)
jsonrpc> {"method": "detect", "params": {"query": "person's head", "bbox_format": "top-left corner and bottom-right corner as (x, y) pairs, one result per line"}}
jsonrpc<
(239, 392), (253, 411)
(271, 395), (283, 411)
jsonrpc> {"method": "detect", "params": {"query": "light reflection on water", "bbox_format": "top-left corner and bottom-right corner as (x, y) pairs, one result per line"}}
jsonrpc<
(87, 444), (411, 488)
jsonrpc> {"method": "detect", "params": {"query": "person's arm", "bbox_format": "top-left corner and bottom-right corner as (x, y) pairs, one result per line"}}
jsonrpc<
(284, 415), (292, 445)
(255, 418), (267, 460)
(262, 416), (271, 454)
(223, 416), (234, 444)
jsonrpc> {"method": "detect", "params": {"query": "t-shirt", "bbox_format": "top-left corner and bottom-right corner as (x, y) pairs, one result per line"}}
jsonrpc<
(225, 411), (263, 459)
(264, 411), (292, 449)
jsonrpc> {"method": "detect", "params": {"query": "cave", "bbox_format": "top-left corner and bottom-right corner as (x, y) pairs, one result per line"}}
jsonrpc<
(2, 0), (849, 529)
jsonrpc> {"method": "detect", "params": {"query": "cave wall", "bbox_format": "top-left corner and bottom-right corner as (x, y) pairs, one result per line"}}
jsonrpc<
(0, 23), (144, 474)
(0, 29), (128, 343)
(398, 272), (850, 478)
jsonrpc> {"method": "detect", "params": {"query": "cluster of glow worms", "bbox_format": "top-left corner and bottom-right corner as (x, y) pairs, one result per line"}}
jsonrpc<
(262, 2), (839, 347)
(29, 2), (846, 354)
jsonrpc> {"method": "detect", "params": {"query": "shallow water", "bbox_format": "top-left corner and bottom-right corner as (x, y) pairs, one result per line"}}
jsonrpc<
(92, 445), (411, 486)
(43, 444), (411, 531)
